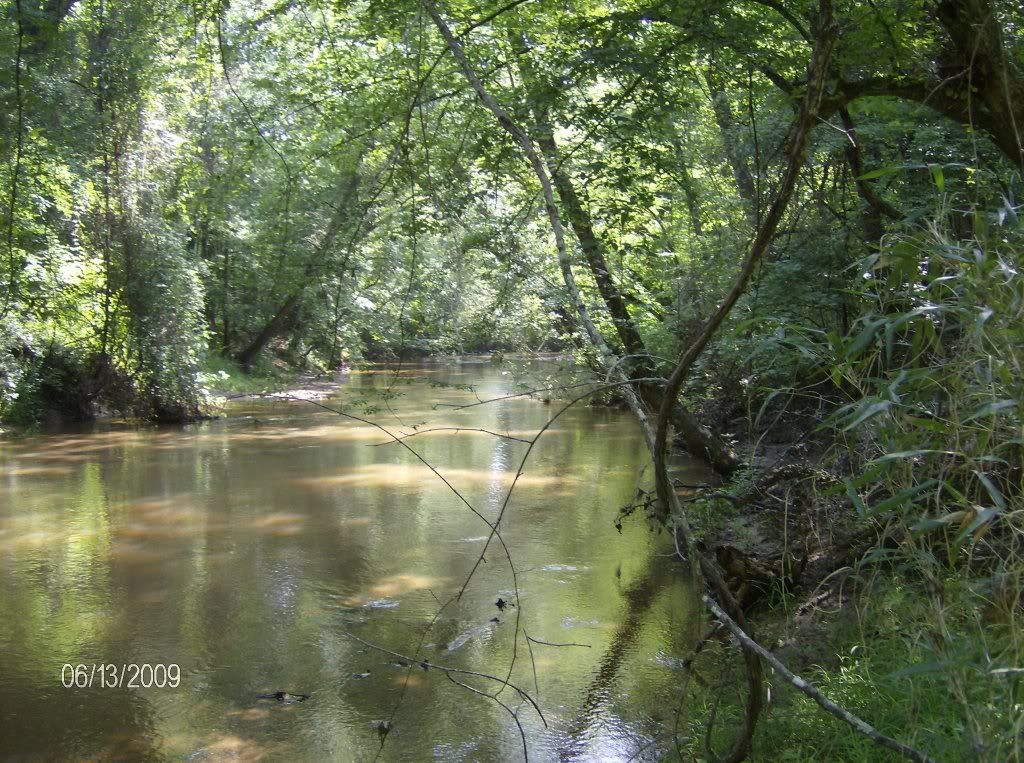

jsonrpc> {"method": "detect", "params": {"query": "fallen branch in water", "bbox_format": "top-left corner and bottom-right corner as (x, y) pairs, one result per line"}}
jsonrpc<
(703, 596), (936, 763)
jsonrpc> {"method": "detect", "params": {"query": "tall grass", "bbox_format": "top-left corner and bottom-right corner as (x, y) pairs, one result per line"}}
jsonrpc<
(806, 202), (1024, 759)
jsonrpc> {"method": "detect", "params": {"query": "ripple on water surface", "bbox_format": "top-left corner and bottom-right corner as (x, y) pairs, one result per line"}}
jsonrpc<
(0, 361), (706, 761)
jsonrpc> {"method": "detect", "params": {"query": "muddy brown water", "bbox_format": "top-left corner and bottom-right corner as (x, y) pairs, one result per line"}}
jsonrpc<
(0, 361), (706, 761)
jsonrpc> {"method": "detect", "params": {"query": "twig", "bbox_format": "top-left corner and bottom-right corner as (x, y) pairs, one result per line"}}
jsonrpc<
(446, 673), (530, 762)
(451, 377), (666, 695)
(454, 376), (671, 606)
(434, 378), (662, 410)
(342, 630), (546, 727)
(524, 629), (540, 699)
(703, 596), (936, 763)
(370, 426), (533, 446)
(371, 595), (457, 763)
(525, 636), (591, 648)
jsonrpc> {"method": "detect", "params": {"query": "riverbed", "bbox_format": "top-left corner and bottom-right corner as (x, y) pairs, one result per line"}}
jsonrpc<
(0, 360), (705, 761)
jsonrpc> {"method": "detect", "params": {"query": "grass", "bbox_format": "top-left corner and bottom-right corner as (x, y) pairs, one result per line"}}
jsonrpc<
(197, 354), (298, 399)
(675, 574), (1023, 761)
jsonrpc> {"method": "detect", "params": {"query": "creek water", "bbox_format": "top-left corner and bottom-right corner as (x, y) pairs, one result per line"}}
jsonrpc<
(0, 360), (706, 761)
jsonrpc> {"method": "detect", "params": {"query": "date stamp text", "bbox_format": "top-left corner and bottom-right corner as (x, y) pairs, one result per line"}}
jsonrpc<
(61, 663), (181, 689)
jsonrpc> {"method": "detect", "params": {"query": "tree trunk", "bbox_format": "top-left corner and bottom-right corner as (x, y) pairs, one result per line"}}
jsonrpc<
(654, 0), (837, 522)
(704, 69), (758, 209)
(534, 126), (646, 359)
(236, 292), (301, 368)
(838, 106), (901, 246)
(235, 169), (360, 367)
(533, 118), (740, 473)
(674, 152), (704, 237)
(934, 0), (1024, 171)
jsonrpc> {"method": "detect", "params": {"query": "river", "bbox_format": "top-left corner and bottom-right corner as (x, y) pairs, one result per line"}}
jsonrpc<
(0, 360), (706, 761)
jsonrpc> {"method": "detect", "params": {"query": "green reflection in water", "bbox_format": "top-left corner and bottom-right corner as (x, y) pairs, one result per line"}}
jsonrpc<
(0, 361), (706, 761)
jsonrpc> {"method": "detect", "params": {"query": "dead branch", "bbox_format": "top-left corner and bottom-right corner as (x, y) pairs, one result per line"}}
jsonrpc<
(525, 636), (591, 648)
(446, 672), (530, 762)
(704, 596), (936, 763)
(342, 630), (546, 727)
(370, 427), (533, 446)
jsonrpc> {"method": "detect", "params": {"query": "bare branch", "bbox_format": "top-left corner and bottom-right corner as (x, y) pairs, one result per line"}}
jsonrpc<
(525, 636), (592, 648)
(446, 672), (530, 762)
(370, 427), (533, 447)
(704, 597), (936, 763)
(342, 630), (546, 727)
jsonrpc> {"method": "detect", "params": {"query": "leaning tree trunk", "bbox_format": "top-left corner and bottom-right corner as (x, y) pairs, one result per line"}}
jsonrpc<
(235, 168), (361, 368)
(533, 122), (740, 472)
(653, 0), (837, 524)
(705, 68), (758, 213)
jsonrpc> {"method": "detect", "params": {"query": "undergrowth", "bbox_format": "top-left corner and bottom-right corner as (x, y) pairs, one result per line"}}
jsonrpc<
(677, 200), (1024, 760)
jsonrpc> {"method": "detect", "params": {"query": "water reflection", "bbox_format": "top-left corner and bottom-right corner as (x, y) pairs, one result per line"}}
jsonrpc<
(0, 361), (708, 761)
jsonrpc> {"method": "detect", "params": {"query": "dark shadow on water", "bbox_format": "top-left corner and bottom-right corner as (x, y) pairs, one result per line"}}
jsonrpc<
(558, 552), (679, 761)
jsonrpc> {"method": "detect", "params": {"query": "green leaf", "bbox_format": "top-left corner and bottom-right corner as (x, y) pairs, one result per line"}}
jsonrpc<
(973, 471), (1006, 510)
(868, 479), (940, 517)
(962, 399), (1017, 423)
(846, 317), (885, 359)
(845, 479), (867, 518)
(870, 449), (959, 463)
(843, 399), (892, 431)
(856, 166), (903, 180)
(890, 659), (954, 679)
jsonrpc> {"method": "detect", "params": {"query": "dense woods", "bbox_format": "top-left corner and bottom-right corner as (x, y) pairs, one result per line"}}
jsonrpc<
(2, 0), (1023, 759)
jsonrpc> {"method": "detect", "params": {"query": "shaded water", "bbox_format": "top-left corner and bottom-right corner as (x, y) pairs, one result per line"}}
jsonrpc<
(0, 361), (705, 761)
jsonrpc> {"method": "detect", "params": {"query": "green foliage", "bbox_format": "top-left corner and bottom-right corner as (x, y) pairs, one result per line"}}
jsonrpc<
(828, 207), (1023, 535)
(0, 0), (1022, 757)
(743, 201), (1024, 758)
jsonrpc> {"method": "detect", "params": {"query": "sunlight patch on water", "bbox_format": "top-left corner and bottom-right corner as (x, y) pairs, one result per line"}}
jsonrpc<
(0, 529), (69, 552)
(189, 733), (276, 762)
(369, 573), (449, 597)
(223, 707), (273, 722)
(113, 523), (203, 541)
(0, 465), (74, 477)
(337, 516), (371, 527)
(291, 463), (577, 491)
(248, 512), (307, 531)
(392, 672), (427, 689)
